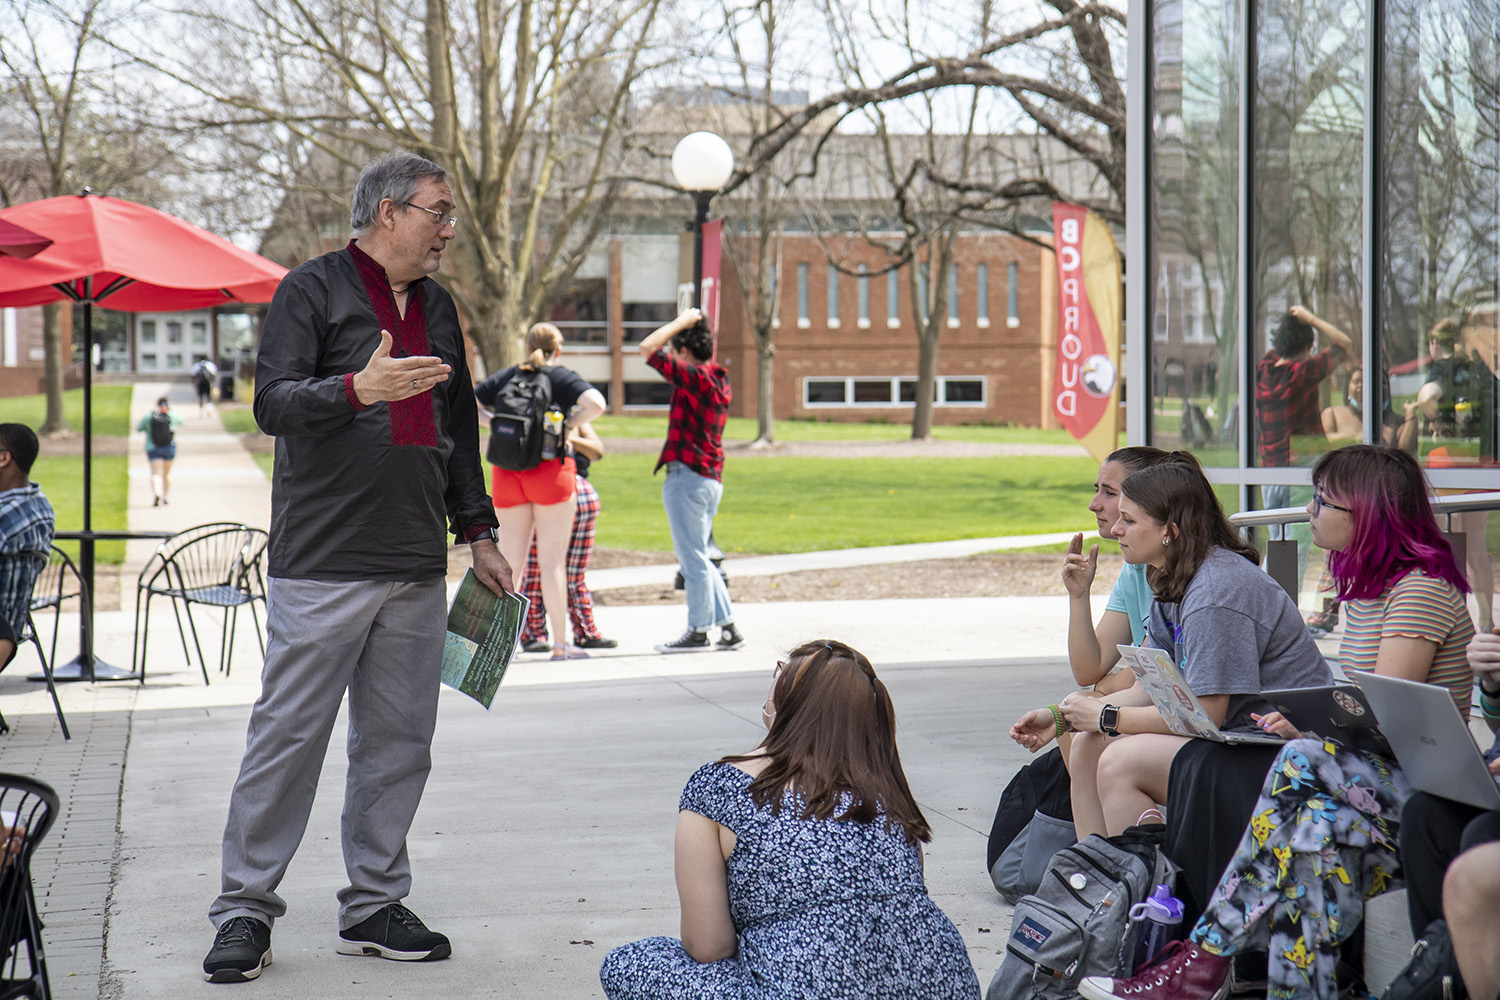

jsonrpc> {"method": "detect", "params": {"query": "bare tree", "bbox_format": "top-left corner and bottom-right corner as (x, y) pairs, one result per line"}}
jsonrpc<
(1, 0), (162, 433)
(136, 0), (674, 371)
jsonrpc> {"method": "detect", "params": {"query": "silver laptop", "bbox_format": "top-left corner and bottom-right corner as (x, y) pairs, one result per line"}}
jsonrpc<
(1116, 644), (1285, 745)
(1356, 672), (1500, 811)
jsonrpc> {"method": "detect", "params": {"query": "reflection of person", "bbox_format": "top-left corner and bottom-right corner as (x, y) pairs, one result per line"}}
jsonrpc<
(193, 358), (219, 415)
(1011, 463), (1331, 839)
(474, 323), (605, 660)
(0, 424), (54, 675)
(1257, 306), (1353, 626)
(518, 421), (617, 652)
(638, 308), (743, 653)
(598, 640), (980, 1000)
(1400, 317), (1496, 630)
(204, 151), (512, 984)
(136, 396), (183, 507)
(1080, 444), (1475, 1000)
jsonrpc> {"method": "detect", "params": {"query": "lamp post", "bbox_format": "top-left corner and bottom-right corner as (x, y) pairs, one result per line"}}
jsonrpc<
(671, 131), (734, 308)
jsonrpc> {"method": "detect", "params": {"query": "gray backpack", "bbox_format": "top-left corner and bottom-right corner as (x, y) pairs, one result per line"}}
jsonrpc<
(985, 828), (1176, 1000)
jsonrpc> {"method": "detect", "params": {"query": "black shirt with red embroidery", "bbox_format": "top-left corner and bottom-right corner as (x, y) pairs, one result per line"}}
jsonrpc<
(647, 348), (731, 481)
(253, 241), (496, 581)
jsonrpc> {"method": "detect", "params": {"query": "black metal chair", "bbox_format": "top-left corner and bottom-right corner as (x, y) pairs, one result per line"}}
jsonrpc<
(0, 774), (58, 999)
(0, 551), (67, 742)
(131, 524), (270, 685)
(15, 548), (77, 741)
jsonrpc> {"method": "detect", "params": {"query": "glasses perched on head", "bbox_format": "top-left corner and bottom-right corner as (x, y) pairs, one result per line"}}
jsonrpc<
(1312, 489), (1352, 516)
(402, 201), (458, 229)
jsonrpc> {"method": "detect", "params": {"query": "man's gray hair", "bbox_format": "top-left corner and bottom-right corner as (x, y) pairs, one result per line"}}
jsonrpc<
(349, 151), (448, 236)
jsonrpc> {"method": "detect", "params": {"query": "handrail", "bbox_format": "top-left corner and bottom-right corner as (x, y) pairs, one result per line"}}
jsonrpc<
(1229, 490), (1500, 529)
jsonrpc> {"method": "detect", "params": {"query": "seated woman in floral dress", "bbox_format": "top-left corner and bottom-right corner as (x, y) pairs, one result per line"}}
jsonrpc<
(598, 639), (979, 1000)
(1079, 444), (1474, 1000)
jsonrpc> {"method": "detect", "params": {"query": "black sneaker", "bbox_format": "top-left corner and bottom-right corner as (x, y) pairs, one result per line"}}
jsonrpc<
(203, 916), (272, 983)
(717, 624), (745, 650)
(520, 640), (551, 653)
(337, 903), (451, 962)
(654, 630), (711, 653)
(576, 636), (618, 649)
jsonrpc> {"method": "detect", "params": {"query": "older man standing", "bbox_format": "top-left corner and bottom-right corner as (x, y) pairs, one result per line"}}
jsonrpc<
(203, 151), (512, 984)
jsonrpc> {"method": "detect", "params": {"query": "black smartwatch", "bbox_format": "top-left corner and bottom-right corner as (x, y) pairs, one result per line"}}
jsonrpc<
(471, 527), (499, 545)
(1098, 704), (1121, 738)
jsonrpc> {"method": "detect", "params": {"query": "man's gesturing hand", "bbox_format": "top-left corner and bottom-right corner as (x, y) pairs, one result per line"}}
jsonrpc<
(352, 330), (451, 405)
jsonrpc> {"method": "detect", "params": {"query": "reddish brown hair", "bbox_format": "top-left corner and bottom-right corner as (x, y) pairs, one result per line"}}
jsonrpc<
(723, 639), (931, 844)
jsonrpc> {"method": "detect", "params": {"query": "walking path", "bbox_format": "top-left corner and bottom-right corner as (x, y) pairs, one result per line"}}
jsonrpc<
(0, 384), (1137, 997)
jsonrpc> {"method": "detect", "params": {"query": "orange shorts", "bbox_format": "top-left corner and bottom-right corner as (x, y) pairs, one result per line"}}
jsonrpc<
(491, 457), (577, 508)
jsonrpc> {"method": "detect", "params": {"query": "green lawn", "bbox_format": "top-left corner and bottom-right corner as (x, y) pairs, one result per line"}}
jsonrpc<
(0, 387), (134, 563)
(588, 453), (1101, 553)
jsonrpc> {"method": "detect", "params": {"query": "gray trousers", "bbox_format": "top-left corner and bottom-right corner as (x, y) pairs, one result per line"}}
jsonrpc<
(210, 577), (446, 931)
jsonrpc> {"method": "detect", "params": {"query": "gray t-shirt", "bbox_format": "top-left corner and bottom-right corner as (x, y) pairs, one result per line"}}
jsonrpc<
(1146, 546), (1333, 730)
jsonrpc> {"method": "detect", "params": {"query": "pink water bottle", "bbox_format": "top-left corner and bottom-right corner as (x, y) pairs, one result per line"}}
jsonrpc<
(1129, 884), (1184, 973)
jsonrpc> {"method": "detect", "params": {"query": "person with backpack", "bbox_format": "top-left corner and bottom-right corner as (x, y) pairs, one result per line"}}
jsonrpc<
(475, 323), (605, 660)
(136, 396), (184, 506)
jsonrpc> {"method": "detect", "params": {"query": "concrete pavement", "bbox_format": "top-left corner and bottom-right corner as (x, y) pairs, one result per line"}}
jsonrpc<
(0, 381), (1100, 998)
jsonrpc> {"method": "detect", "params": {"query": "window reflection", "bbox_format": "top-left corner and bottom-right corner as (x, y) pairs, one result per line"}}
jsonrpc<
(1150, 0), (1240, 464)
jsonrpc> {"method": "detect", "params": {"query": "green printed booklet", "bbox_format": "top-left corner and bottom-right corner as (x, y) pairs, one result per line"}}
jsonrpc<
(442, 569), (528, 709)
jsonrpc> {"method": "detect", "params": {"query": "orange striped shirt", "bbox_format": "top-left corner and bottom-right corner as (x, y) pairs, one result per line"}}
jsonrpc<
(1340, 570), (1476, 720)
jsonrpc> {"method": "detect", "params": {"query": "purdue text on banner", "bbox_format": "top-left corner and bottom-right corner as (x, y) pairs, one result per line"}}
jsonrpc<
(442, 569), (528, 709)
(1051, 202), (1122, 464)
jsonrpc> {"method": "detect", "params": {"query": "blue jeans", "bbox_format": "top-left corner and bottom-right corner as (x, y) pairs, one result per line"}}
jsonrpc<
(662, 461), (734, 631)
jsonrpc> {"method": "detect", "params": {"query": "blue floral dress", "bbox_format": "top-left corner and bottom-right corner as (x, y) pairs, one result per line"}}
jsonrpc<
(599, 761), (980, 1000)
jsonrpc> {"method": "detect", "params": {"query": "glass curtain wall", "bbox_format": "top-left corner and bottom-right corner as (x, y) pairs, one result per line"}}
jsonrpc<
(1137, 0), (1500, 617)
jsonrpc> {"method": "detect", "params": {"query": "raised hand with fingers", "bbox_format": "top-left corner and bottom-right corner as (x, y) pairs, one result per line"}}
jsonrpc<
(1062, 532), (1100, 600)
(351, 330), (452, 405)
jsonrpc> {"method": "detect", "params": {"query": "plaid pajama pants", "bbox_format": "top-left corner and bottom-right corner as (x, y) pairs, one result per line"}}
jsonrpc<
(519, 476), (603, 643)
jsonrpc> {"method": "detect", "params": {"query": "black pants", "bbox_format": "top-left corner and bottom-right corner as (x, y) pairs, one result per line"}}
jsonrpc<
(1398, 792), (1500, 931)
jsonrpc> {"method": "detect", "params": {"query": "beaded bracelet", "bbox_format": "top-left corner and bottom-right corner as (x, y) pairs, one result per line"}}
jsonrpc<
(1047, 703), (1066, 739)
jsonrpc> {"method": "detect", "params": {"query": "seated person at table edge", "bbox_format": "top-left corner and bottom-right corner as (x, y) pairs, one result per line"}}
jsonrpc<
(0, 424), (54, 670)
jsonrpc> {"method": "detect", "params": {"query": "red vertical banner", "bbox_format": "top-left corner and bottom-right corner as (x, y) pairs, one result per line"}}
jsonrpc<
(702, 218), (723, 333)
(1051, 202), (1122, 463)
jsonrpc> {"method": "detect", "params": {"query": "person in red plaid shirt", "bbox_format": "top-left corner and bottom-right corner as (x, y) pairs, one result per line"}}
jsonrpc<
(1256, 304), (1352, 631)
(639, 308), (744, 653)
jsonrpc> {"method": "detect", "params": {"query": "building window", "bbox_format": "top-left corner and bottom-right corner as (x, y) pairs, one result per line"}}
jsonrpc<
(887, 270), (900, 327)
(803, 376), (987, 408)
(190, 319), (208, 345)
(141, 320), (157, 344)
(1006, 263), (1020, 328)
(827, 264), (840, 327)
(166, 353), (183, 369)
(947, 264), (960, 328)
(857, 265), (870, 328)
(797, 263), (810, 328)
(977, 264), (990, 328)
(623, 382), (673, 407)
(166, 321), (182, 344)
(142, 352), (157, 368)
(805, 379), (847, 404)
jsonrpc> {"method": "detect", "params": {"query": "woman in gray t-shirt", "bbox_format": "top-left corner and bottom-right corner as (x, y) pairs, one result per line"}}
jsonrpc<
(1011, 463), (1331, 840)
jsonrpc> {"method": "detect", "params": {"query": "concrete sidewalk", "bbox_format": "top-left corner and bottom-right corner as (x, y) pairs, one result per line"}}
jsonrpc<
(0, 388), (1096, 998)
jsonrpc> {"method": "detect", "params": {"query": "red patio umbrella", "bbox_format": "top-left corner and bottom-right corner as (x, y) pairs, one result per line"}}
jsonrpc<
(0, 218), (54, 259)
(0, 193), (288, 680)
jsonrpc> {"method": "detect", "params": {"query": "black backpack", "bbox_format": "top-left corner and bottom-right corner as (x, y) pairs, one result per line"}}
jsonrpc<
(486, 368), (554, 471)
(149, 411), (174, 447)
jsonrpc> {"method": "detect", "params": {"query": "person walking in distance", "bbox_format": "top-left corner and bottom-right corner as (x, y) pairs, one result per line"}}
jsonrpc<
(639, 308), (743, 653)
(136, 396), (183, 506)
(202, 151), (512, 984)
(193, 357), (220, 416)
